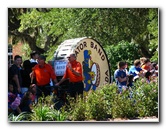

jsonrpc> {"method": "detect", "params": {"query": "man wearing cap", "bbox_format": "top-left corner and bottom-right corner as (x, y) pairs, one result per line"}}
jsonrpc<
(31, 55), (58, 98)
(56, 53), (84, 99)
(30, 51), (39, 68)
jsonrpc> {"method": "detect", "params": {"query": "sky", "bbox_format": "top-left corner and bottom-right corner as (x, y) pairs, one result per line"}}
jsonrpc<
(1, 0), (164, 128)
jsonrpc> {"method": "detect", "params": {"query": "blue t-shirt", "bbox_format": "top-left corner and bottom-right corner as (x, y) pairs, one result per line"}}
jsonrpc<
(129, 65), (142, 77)
(114, 69), (127, 87)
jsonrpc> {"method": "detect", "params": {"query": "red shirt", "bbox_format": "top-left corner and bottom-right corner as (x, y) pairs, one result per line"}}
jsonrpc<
(63, 60), (83, 83)
(33, 63), (56, 86)
(141, 65), (150, 71)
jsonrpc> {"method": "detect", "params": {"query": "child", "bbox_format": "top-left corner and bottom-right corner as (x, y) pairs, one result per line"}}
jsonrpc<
(8, 84), (21, 115)
(150, 62), (158, 77)
(141, 58), (151, 73)
(19, 91), (33, 113)
(29, 84), (37, 104)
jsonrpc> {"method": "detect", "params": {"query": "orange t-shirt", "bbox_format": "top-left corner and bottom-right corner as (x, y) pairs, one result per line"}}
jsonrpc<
(63, 60), (83, 83)
(141, 65), (150, 71)
(33, 63), (56, 86)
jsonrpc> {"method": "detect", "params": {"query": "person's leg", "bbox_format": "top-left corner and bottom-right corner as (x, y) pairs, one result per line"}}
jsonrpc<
(69, 83), (76, 98)
(36, 86), (43, 100)
(76, 82), (84, 95)
(75, 82), (84, 99)
(118, 86), (122, 94)
(43, 86), (51, 97)
(36, 86), (50, 103)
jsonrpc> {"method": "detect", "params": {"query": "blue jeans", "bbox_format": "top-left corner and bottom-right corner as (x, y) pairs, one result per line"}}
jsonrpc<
(21, 87), (28, 94)
(118, 85), (127, 93)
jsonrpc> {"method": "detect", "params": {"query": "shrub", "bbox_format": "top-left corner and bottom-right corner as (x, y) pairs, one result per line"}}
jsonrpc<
(86, 90), (109, 120)
(111, 90), (138, 119)
(8, 79), (158, 121)
(133, 78), (158, 117)
(66, 95), (88, 121)
(30, 96), (67, 121)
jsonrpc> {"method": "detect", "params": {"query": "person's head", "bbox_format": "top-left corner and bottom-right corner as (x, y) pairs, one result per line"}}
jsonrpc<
(142, 58), (151, 66)
(14, 55), (22, 66)
(140, 57), (146, 66)
(23, 91), (33, 100)
(145, 71), (152, 80)
(117, 61), (126, 70)
(8, 84), (13, 92)
(134, 59), (141, 67)
(128, 74), (134, 84)
(67, 53), (76, 62)
(30, 51), (39, 60)
(151, 62), (158, 70)
(151, 62), (157, 68)
(23, 60), (31, 69)
(38, 55), (46, 65)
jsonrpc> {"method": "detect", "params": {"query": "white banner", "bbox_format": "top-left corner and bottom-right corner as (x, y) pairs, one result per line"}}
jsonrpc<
(54, 60), (68, 76)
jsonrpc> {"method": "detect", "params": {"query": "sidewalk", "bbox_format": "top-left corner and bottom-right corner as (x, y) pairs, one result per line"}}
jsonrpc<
(126, 118), (159, 122)
(105, 117), (159, 122)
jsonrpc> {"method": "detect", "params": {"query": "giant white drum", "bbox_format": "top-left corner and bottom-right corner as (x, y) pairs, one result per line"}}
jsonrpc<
(54, 37), (110, 91)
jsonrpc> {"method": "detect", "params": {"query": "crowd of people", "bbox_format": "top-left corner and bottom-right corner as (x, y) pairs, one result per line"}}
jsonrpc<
(8, 51), (39, 115)
(114, 57), (158, 94)
(8, 52), (84, 115)
(8, 50), (158, 115)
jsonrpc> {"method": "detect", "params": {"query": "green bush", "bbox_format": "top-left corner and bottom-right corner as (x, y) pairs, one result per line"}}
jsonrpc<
(86, 90), (109, 120)
(111, 90), (138, 119)
(100, 83), (118, 116)
(8, 79), (158, 121)
(8, 112), (31, 121)
(66, 96), (88, 121)
(30, 96), (67, 121)
(133, 78), (158, 117)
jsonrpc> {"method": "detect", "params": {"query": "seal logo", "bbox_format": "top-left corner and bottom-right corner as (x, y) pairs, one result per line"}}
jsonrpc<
(74, 38), (110, 92)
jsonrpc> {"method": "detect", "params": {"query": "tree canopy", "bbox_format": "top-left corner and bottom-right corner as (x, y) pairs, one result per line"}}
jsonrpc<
(8, 8), (158, 61)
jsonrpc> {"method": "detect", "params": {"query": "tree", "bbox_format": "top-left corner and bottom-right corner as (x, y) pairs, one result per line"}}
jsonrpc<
(8, 8), (61, 54)
(8, 8), (158, 60)
(62, 8), (158, 58)
(105, 41), (142, 73)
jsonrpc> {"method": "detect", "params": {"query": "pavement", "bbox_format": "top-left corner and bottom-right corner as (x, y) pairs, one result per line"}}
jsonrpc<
(104, 117), (159, 122)
(125, 118), (159, 122)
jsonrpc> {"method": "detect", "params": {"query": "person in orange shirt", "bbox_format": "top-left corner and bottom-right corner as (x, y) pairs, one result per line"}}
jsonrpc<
(56, 53), (84, 99)
(31, 55), (57, 98)
(141, 58), (151, 73)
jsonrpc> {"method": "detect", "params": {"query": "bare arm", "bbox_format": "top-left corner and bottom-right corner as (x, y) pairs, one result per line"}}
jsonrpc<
(71, 69), (81, 76)
(29, 103), (33, 111)
(53, 78), (58, 84)
(30, 71), (34, 79)
(117, 77), (127, 82)
(30, 71), (36, 84)
(67, 63), (81, 76)
(16, 107), (21, 114)
(56, 78), (67, 86)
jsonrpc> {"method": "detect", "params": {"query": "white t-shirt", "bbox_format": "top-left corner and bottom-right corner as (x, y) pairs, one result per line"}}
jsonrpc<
(30, 59), (38, 63)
